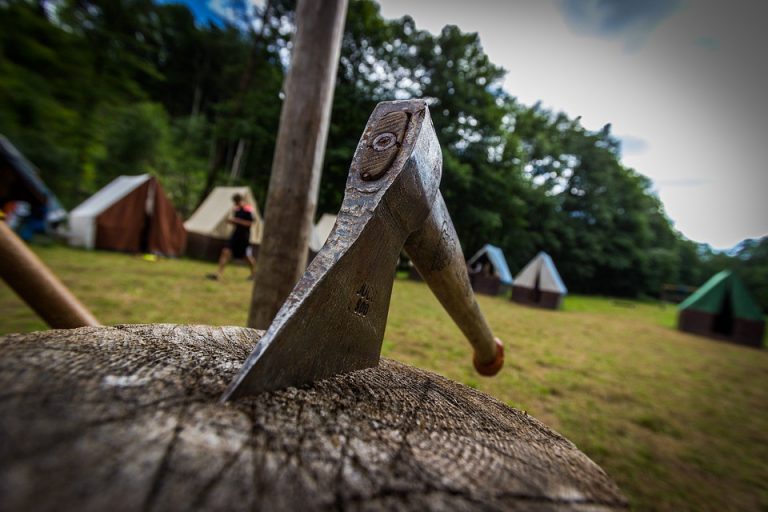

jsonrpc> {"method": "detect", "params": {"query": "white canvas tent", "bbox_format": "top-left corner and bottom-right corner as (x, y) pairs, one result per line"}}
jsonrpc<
(68, 174), (186, 256)
(512, 251), (567, 309)
(69, 175), (150, 249)
(309, 213), (337, 253)
(184, 186), (263, 260)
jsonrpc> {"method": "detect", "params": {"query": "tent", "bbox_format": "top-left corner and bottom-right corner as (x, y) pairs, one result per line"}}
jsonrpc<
(184, 186), (263, 261)
(678, 270), (765, 347)
(0, 136), (67, 236)
(511, 251), (567, 309)
(69, 174), (186, 256)
(467, 244), (513, 296)
(309, 213), (337, 253)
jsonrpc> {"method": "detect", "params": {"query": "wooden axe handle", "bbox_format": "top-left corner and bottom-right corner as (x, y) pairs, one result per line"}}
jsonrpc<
(405, 192), (504, 374)
(0, 218), (99, 329)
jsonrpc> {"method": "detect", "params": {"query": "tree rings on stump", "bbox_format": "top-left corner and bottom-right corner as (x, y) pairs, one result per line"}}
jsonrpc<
(0, 324), (627, 511)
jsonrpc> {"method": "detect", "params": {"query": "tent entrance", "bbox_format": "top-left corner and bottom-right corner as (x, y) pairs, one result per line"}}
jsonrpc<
(532, 271), (542, 303)
(139, 214), (152, 253)
(712, 288), (734, 336)
(470, 254), (494, 277)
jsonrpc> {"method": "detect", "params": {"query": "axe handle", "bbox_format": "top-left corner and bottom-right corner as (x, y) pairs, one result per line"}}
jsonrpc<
(0, 218), (100, 329)
(404, 192), (503, 375)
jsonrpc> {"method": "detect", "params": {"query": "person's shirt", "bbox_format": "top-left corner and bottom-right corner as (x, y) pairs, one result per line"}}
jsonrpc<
(231, 204), (254, 241)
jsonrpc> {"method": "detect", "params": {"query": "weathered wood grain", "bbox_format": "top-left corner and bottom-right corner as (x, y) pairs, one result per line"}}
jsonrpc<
(0, 324), (627, 511)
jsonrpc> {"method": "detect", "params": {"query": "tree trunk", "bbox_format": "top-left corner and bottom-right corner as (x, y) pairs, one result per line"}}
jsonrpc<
(0, 324), (627, 511)
(248, 0), (348, 329)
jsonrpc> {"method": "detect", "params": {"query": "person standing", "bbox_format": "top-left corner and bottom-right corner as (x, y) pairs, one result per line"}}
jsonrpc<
(206, 194), (256, 280)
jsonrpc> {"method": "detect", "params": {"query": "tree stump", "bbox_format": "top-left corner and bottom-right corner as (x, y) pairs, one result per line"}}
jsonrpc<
(0, 325), (627, 511)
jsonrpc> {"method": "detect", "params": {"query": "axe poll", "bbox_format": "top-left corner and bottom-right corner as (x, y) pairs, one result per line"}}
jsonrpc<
(223, 99), (503, 399)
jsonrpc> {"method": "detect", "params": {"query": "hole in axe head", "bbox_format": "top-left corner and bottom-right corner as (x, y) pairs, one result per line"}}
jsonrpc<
(372, 133), (397, 151)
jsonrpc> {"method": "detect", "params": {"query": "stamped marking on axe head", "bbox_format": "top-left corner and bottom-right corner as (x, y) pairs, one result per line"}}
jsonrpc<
(222, 99), (503, 400)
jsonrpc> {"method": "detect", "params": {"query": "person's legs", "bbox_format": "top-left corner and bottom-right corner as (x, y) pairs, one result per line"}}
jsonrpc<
(217, 247), (232, 274)
(246, 253), (256, 279)
(207, 247), (232, 279)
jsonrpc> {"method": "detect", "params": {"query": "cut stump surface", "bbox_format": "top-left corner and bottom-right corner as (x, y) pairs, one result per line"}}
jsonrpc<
(0, 324), (627, 511)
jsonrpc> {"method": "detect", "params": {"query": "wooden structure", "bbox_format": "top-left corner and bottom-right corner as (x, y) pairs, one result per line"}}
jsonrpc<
(512, 252), (567, 310)
(678, 270), (765, 347)
(249, 0), (348, 329)
(0, 324), (627, 510)
(467, 244), (513, 296)
(184, 186), (263, 261)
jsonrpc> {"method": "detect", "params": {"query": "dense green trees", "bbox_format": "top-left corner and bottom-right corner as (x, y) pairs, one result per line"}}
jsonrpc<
(0, 0), (764, 307)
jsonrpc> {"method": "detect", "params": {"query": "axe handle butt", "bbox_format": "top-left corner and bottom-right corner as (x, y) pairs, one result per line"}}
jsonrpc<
(474, 337), (504, 376)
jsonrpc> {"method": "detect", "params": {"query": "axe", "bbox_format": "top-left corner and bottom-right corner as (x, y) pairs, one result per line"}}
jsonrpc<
(223, 99), (503, 399)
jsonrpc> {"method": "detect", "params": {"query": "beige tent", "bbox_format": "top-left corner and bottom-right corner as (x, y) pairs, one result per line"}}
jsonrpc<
(184, 186), (263, 260)
(309, 213), (337, 253)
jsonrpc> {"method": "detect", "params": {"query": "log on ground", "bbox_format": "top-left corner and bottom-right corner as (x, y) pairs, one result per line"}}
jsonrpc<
(0, 324), (627, 511)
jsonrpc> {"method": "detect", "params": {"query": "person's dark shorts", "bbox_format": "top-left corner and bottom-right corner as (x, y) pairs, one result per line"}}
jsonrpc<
(228, 237), (249, 259)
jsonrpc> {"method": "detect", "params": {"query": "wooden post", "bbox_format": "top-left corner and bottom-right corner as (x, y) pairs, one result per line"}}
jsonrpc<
(248, 0), (348, 329)
(0, 218), (99, 328)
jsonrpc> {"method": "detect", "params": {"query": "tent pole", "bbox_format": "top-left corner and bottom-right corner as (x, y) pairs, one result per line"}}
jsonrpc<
(0, 215), (100, 329)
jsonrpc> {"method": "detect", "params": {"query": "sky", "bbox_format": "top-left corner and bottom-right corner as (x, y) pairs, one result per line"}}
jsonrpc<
(188, 0), (768, 250)
(375, 0), (768, 250)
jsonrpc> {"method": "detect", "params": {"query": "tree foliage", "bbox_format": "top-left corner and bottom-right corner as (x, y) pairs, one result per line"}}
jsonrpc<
(0, 0), (764, 307)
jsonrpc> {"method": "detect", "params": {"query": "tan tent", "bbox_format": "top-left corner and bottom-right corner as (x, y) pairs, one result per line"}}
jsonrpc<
(184, 186), (263, 261)
(309, 213), (337, 253)
(69, 175), (186, 256)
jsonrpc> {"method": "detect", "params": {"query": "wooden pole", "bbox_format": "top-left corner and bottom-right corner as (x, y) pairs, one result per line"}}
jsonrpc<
(0, 217), (99, 329)
(248, 0), (348, 329)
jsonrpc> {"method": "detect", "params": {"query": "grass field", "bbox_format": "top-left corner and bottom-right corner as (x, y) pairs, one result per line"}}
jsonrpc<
(2, 244), (767, 511)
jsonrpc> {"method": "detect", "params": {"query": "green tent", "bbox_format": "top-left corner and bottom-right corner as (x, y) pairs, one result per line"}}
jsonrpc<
(678, 270), (765, 347)
(679, 271), (763, 320)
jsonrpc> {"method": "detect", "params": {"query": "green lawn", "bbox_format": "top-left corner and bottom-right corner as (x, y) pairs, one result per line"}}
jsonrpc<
(2, 245), (767, 512)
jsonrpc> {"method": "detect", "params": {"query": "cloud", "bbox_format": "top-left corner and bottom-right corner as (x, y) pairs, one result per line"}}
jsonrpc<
(558, 0), (681, 50)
